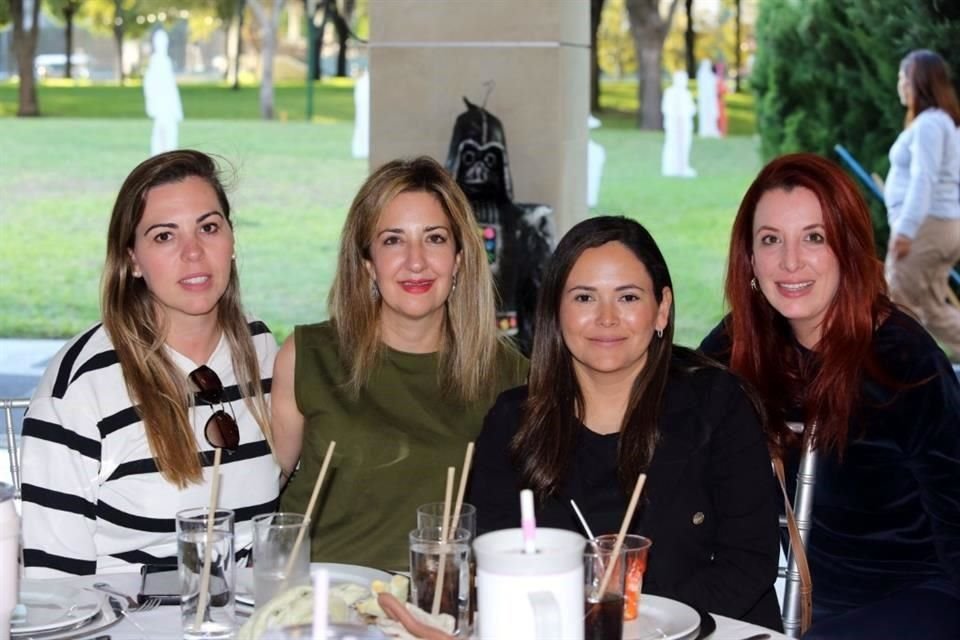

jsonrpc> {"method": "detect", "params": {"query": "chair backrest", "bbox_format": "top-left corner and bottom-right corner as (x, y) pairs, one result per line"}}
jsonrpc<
(779, 421), (818, 638)
(2, 398), (30, 500)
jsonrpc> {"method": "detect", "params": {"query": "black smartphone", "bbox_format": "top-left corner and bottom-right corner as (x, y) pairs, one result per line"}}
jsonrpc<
(138, 564), (181, 605)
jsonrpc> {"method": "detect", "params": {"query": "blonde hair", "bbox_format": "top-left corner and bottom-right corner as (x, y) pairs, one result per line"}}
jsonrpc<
(329, 156), (502, 402)
(101, 150), (272, 488)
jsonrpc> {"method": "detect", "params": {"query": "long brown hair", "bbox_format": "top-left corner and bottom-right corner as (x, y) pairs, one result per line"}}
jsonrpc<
(101, 150), (272, 488)
(328, 156), (503, 402)
(723, 153), (893, 456)
(901, 49), (960, 126)
(510, 216), (675, 495)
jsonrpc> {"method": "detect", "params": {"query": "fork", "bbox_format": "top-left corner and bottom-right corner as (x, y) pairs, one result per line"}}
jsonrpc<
(91, 583), (162, 612)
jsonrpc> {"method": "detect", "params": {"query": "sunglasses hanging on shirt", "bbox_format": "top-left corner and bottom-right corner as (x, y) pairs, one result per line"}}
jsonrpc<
(189, 364), (240, 452)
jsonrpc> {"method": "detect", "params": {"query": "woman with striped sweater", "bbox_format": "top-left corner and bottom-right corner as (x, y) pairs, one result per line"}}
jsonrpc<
(20, 150), (280, 577)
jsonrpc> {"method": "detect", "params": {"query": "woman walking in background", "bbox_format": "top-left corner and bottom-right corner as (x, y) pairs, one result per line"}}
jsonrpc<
(884, 49), (960, 363)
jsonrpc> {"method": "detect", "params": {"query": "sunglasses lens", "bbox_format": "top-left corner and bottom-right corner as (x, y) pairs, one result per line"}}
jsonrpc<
(190, 365), (223, 404)
(206, 410), (240, 451)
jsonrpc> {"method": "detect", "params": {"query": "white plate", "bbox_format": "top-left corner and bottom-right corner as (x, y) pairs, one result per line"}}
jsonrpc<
(624, 594), (700, 640)
(14, 593), (120, 640)
(236, 562), (392, 607)
(11, 580), (104, 636)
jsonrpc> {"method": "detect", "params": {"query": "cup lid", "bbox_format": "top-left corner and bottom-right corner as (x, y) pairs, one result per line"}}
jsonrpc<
(473, 528), (586, 575)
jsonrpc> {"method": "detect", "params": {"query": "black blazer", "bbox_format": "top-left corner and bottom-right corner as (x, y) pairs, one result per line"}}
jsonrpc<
(469, 356), (783, 630)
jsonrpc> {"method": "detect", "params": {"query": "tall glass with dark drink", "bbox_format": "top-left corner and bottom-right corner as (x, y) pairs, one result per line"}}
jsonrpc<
(583, 541), (625, 640)
(409, 526), (471, 636)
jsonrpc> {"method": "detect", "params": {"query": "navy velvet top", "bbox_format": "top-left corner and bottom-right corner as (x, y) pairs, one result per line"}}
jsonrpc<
(700, 308), (960, 617)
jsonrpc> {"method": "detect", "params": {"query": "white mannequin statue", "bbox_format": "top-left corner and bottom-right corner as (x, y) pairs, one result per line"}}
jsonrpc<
(587, 115), (606, 208)
(143, 29), (183, 156)
(351, 70), (370, 159)
(696, 59), (720, 138)
(661, 70), (697, 178)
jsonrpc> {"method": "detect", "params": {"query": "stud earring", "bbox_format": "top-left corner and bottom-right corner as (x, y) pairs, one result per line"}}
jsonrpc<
(750, 277), (758, 291)
(132, 270), (142, 278)
(232, 253), (236, 261)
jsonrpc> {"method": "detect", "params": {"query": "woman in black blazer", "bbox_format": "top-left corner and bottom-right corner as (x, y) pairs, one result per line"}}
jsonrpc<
(469, 216), (782, 630)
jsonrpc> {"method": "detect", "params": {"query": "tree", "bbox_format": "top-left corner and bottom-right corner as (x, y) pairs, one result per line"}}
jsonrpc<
(625, 0), (682, 129)
(590, 0), (607, 113)
(684, 0), (695, 77)
(10, 0), (41, 116)
(597, 0), (636, 81)
(214, 0), (246, 89)
(334, 0), (355, 77)
(310, 0), (357, 81)
(732, 0), (741, 92)
(46, 0), (83, 78)
(81, 0), (148, 84)
(247, 0), (283, 118)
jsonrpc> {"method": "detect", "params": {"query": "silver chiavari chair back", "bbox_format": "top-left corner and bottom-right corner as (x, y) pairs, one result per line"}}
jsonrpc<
(778, 421), (817, 637)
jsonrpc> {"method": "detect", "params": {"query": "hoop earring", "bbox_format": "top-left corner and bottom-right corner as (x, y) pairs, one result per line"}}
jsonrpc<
(656, 328), (664, 339)
(750, 277), (758, 291)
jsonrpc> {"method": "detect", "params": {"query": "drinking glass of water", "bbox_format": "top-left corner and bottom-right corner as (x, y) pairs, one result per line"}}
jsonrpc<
(177, 507), (236, 640)
(252, 512), (311, 609)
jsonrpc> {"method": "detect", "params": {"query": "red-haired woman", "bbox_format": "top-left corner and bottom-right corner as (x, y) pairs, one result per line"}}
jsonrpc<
(884, 49), (960, 363)
(701, 152), (960, 638)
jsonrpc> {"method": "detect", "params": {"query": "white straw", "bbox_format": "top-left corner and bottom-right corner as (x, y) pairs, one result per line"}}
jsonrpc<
(570, 499), (596, 539)
(311, 567), (329, 640)
(520, 489), (537, 554)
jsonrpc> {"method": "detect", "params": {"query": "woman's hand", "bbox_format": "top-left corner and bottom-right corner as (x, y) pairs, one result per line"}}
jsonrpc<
(889, 234), (913, 260)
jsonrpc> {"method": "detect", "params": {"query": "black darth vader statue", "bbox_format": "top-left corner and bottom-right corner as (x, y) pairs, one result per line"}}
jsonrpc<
(446, 97), (554, 355)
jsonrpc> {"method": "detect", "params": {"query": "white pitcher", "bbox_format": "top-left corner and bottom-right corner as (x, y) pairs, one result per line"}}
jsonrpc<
(473, 528), (585, 640)
(0, 482), (19, 639)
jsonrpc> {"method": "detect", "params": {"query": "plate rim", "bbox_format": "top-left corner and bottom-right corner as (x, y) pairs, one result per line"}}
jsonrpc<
(12, 582), (104, 635)
(624, 593), (701, 640)
(236, 562), (392, 606)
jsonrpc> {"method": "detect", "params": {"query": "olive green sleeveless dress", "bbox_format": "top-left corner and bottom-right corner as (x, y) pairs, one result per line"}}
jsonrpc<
(280, 321), (527, 570)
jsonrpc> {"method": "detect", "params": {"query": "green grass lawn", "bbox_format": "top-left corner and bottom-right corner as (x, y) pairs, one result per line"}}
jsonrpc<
(0, 79), (760, 347)
(0, 79), (357, 121)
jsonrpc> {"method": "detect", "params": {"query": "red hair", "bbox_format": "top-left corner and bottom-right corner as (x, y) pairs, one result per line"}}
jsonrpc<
(724, 153), (893, 456)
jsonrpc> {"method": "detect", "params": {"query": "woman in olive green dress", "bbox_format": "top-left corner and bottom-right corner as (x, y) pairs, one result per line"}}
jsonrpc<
(271, 156), (527, 570)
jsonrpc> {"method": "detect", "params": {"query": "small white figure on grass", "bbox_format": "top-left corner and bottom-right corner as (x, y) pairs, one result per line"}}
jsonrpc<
(143, 29), (183, 156)
(661, 70), (697, 178)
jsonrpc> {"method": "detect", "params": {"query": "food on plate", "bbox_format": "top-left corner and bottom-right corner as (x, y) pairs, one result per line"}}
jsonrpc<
(356, 575), (411, 618)
(237, 574), (412, 640)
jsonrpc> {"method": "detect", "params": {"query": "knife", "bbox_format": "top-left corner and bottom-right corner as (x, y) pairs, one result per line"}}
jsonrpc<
(107, 596), (124, 619)
(107, 596), (148, 639)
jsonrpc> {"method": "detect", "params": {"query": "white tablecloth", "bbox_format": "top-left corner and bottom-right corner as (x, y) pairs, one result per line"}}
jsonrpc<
(46, 573), (790, 640)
